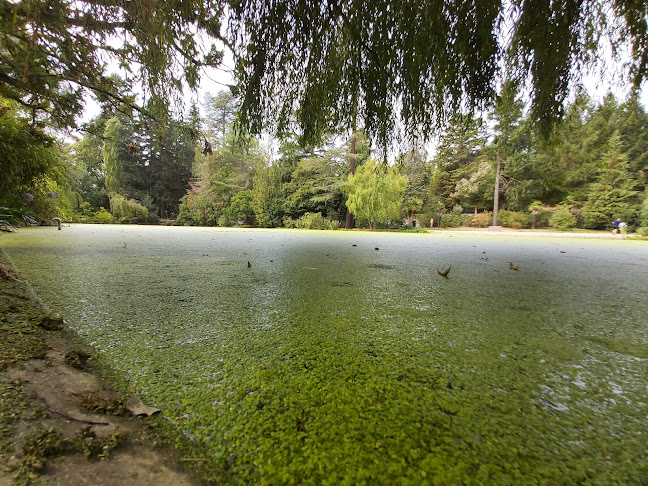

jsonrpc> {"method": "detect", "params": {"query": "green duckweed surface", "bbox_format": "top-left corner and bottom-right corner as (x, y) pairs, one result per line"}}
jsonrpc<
(2, 225), (647, 484)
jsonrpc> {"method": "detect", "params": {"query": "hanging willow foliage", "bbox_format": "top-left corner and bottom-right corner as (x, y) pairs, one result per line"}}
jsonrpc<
(1, 0), (646, 148)
(226, 0), (648, 148)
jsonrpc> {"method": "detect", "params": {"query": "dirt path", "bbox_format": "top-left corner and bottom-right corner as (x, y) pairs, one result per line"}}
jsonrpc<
(0, 248), (203, 486)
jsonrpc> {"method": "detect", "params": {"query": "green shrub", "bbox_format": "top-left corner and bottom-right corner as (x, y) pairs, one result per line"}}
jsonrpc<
(109, 195), (148, 223)
(417, 212), (434, 228)
(93, 207), (113, 223)
(374, 220), (402, 229)
(294, 212), (340, 230)
(549, 208), (577, 230)
(326, 219), (340, 230)
(353, 217), (370, 229)
(472, 212), (491, 228)
(535, 210), (552, 228)
(218, 215), (234, 226)
(498, 210), (532, 229)
(460, 214), (473, 226)
(176, 192), (220, 226)
(221, 190), (255, 226)
(283, 217), (297, 228)
(440, 214), (461, 228)
(497, 210), (512, 227)
(397, 227), (428, 233)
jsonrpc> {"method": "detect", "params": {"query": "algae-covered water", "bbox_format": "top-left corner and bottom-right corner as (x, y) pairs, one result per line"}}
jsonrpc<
(2, 225), (647, 484)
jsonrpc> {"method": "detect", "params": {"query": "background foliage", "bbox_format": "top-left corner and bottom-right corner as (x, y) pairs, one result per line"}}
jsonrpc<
(3, 88), (648, 233)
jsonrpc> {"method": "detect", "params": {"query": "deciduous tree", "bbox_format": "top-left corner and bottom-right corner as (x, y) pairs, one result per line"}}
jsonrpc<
(344, 160), (406, 229)
(0, 100), (64, 208)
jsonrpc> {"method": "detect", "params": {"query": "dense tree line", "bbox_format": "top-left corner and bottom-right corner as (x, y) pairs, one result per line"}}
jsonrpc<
(66, 100), (196, 223)
(4, 87), (645, 233)
(178, 89), (646, 232)
(430, 91), (648, 230)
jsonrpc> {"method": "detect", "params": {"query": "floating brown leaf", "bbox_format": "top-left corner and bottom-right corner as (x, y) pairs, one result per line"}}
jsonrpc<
(437, 266), (451, 277)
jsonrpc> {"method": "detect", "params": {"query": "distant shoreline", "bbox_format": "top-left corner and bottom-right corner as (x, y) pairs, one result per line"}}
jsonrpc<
(425, 228), (633, 239)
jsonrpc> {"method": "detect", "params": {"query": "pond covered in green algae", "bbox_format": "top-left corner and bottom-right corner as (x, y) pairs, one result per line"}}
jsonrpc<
(2, 225), (647, 484)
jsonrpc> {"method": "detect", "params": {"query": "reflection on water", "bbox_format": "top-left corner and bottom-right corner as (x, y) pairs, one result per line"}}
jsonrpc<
(3, 225), (647, 483)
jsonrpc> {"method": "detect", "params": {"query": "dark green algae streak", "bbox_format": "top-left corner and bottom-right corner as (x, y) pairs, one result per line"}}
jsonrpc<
(2, 225), (647, 485)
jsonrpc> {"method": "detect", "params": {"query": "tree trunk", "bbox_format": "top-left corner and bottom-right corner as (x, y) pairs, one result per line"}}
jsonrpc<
(492, 151), (502, 226)
(408, 213), (415, 227)
(345, 136), (357, 229)
(532, 209), (537, 229)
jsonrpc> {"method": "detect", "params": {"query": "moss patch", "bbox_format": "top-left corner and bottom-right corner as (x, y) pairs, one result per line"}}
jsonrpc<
(12, 427), (125, 484)
(64, 349), (92, 370)
(13, 429), (68, 485)
(73, 426), (125, 461)
(37, 314), (65, 332)
(0, 380), (46, 454)
(80, 393), (126, 416)
(0, 297), (48, 370)
(587, 336), (648, 359)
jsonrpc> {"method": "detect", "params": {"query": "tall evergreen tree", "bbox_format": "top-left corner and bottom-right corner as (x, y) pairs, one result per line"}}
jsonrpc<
(69, 130), (108, 210)
(617, 96), (648, 184)
(398, 147), (431, 226)
(204, 91), (238, 148)
(431, 114), (486, 208)
(283, 155), (347, 221)
(251, 163), (284, 227)
(143, 120), (195, 219)
(580, 131), (640, 228)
